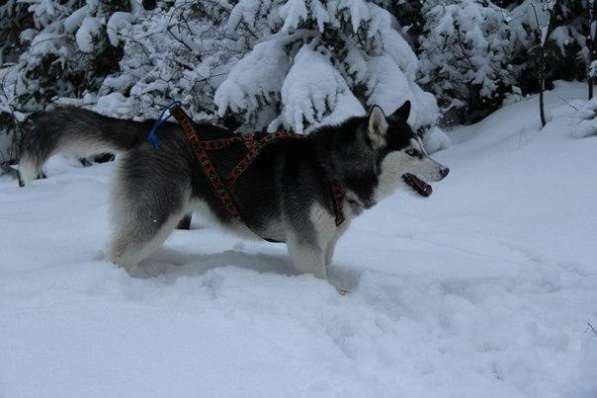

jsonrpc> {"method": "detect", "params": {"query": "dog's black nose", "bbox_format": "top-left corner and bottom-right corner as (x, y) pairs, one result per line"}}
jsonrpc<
(440, 167), (450, 178)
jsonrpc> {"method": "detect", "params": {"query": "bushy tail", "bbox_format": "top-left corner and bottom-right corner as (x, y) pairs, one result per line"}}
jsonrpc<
(18, 107), (149, 186)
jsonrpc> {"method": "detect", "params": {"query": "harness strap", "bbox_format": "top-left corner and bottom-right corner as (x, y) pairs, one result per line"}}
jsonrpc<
(328, 179), (345, 226)
(243, 135), (257, 154)
(147, 101), (182, 149)
(169, 106), (240, 217)
(227, 131), (297, 188)
(167, 105), (346, 228)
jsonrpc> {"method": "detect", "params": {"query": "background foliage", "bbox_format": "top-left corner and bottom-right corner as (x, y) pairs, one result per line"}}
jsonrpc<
(0, 0), (592, 166)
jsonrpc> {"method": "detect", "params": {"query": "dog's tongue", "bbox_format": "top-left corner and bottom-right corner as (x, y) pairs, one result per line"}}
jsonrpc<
(402, 173), (432, 197)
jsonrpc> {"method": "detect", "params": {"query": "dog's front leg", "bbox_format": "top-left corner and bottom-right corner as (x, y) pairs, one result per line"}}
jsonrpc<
(287, 236), (327, 279)
(325, 220), (349, 267)
(325, 235), (339, 267)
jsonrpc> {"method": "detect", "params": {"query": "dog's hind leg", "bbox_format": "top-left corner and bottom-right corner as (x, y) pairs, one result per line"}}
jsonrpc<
(107, 167), (191, 274)
(107, 195), (190, 274)
(18, 154), (46, 187)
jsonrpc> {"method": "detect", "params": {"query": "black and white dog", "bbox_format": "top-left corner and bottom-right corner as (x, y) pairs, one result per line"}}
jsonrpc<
(18, 102), (449, 279)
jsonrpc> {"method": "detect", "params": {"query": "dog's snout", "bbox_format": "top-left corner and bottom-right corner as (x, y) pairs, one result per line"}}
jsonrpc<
(440, 167), (450, 179)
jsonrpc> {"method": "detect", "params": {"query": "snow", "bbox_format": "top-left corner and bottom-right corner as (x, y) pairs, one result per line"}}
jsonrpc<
(550, 26), (574, 55)
(1, 82), (597, 397)
(106, 12), (134, 47)
(93, 92), (137, 118)
(422, 126), (451, 153)
(75, 16), (103, 53)
(367, 4), (418, 80)
(0, 67), (18, 164)
(573, 97), (597, 138)
(226, 0), (264, 33)
(215, 38), (291, 128)
(419, 0), (515, 114)
(281, 45), (365, 133)
(63, 6), (89, 34)
(338, 0), (370, 33)
(511, 0), (551, 32)
(279, 0), (309, 33)
(215, 0), (435, 134)
(366, 55), (439, 129)
(29, 31), (67, 57)
(310, 0), (330, 32)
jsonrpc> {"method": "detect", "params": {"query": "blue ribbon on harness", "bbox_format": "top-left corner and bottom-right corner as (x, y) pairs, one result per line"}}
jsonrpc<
(147, 101), (182, 149)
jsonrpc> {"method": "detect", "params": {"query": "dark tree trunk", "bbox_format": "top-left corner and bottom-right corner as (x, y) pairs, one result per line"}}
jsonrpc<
(539, 43), (547, 127)
(537, 8), (558, 128)
(539, 87), (546, 127)
(588, 1), (597, 99)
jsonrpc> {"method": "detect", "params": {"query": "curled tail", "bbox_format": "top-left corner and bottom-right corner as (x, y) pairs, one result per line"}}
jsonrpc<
(18, 107), (150, 186)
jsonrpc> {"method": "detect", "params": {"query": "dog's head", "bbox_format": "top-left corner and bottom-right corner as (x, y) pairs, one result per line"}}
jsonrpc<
(332, 101), (449, 205)
(369, 101), (449, 200)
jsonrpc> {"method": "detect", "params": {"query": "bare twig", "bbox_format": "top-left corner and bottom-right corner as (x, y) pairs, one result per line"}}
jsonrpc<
(166, 6), (201, 61)
(166, 24), (200, 60)
(557, 95), (579, 111)
(588, 321), (597, 336)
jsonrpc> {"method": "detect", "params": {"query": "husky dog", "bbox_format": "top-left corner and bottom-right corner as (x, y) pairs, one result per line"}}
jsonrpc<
(18, 101), (449, 279)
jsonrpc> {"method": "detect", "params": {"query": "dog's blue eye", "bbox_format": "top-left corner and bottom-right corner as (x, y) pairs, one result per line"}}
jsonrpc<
(406, 149), (420, 157)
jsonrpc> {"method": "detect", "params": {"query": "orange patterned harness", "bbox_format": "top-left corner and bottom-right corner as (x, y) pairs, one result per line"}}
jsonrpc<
(166, 105), (345, 239)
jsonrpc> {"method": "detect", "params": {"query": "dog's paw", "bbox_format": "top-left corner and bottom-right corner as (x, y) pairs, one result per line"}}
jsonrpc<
(140, 262), (174, 277)
(121, 262), (172, 279)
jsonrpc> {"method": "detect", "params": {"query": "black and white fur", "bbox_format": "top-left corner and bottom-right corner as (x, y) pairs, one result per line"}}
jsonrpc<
(18, 102), (449, 279)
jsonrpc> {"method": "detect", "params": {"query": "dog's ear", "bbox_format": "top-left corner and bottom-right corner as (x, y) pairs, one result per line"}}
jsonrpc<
(368, 105), (388, 148)
(391, 100), (411, 120)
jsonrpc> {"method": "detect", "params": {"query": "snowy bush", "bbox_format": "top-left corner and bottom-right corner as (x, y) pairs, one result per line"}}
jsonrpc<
(422, 126), (451, 153)
(418, 0), (517, 124)
(94, 1), (242, 123)
(1, 0), (443, 173)
(374, 0), (425, 48)
(0, 0), (239, 170)
(509, 0), (588, 95)
(2, 0), (593, 172)
(0, 1), (33, 65)
(8, 0), (131, 113)
(215, 0), (440, 133)
(0, 65), (22, 167)
(573, 98), (597, 138)
(0, 0), (135, 169)
(0, 1), (33, 166)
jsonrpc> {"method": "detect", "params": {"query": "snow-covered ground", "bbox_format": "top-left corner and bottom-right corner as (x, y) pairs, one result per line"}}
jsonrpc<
(1, 82), (596, 397)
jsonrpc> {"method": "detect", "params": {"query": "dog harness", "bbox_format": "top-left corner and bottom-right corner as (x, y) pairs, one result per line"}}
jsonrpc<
(149, 104), (345, 240)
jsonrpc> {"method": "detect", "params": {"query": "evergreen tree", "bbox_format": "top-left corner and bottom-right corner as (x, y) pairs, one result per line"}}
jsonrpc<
(0, 0), (135, 166)
(214, 0), (440, 133)
(0, 1), (33, 65)
(0, 1), (33, 166)
(93, 0), (240, 123)
(374, 0), (425, 50)
(510, 0), (588, 94)
(586, 0), (597, 99)
(418, 0), (518, 125)
(10, 0), (132, 113)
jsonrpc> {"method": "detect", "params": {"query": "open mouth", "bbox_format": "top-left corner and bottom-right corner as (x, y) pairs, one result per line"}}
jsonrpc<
(402, 173), (432, 197)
